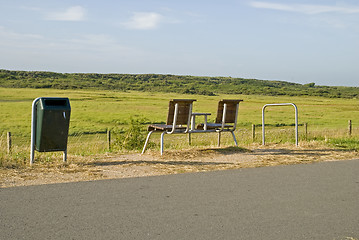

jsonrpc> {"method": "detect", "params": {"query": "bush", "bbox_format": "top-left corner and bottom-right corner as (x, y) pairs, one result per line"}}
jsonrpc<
(114, 117), (148, 151)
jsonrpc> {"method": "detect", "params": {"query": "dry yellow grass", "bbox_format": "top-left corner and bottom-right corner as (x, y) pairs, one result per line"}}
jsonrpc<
(1, 142), (358, 188)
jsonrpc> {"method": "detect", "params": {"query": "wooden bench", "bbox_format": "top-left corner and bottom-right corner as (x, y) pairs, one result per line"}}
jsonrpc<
(142, 99), (243, 155)
(142, 99), (196, 155)
(196, 99), (243, 146)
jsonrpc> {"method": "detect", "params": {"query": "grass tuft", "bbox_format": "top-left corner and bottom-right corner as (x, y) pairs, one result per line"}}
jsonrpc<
(326, 137), (359, 151)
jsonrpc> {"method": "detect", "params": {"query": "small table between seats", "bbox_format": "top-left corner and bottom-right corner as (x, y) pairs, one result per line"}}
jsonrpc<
(191, 112), (211, 131)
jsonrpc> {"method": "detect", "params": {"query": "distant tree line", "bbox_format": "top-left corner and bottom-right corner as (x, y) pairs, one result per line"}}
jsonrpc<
(0, 69), (358, 98)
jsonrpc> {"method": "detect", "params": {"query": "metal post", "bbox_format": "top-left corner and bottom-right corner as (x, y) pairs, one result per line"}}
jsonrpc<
(304, 123), (308, 140)
(262, 103), (298, 146)
(262, 107), (266, 145)
(160, 131), (166, 155)
(30, 98), (41, 165)
(295, 104), (298, 145)
(63, 149), (67, 162)
(348, 120), (352, 137)
(204, 115), (208, 131)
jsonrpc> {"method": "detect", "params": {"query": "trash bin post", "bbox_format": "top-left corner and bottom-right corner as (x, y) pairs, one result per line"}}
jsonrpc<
(63, 149), (67, 163)
(30, 97), (41, 165)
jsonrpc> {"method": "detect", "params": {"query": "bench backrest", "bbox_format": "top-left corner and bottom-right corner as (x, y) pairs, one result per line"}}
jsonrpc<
(215, 99), (243, 124)
(166, 99), (196, 125)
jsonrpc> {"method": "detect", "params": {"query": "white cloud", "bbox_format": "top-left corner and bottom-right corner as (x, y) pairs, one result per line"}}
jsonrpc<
(249, 1), (359, 14)
(0, 27), (145, 73)
(64, 34), (130, 52)
(122, 12), (163, 30)
(46, 6), (86, 21)
(0, 27), (129, 55)
(0, 26), (43, 41)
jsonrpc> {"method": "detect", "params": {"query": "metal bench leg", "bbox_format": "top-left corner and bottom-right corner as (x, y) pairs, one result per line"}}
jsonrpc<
(160, 131), (166, 155)
(231, 131), (238, 146)
(188, 133), (191, 145)
(142, 131), (154, 154)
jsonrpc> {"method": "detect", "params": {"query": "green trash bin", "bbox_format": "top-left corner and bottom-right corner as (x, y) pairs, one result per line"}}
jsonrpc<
(35, 97), (71, 152)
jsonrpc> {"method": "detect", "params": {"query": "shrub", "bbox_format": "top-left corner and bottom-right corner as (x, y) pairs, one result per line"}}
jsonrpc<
(114, 117), (148, 151)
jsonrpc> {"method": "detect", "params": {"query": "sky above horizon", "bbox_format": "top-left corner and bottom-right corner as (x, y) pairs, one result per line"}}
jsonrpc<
(0, 0), (358, 87)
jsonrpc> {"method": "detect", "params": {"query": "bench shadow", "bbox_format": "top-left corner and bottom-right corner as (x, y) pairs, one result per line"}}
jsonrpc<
(90, 160), (233, 167)
(89, 146), (250, 167)
(196, 146), (251, 155)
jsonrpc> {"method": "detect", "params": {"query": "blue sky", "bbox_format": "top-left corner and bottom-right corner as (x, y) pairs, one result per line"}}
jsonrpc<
(0, 0), (358, 87)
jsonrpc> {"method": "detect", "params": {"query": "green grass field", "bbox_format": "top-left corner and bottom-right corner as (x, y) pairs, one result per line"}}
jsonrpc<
(0, 87), (358, 167)
(1, 87), (358, 133)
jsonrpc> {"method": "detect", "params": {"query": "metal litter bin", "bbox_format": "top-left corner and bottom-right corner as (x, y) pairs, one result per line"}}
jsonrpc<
(34, 97), (71, 152)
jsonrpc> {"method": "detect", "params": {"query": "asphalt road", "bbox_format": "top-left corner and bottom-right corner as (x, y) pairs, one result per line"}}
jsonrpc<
(1, 159), (359, 239)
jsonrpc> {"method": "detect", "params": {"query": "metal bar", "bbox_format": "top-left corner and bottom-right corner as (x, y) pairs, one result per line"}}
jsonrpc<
(190, 114), (195, 131)
(262, 103), (298, 146)
(160, 131), (166, 155)
(231, 131), (238, 146)
(294, 104), (298, 145)
(142, 131), (154, 154)
(30, 97), (41, 165)
(204, 115), (208, 131)
(168, 103), (179, 134)
(262, 105), (266, 145)
(221, 103), (227, 130)
(186, 129), (217, 133)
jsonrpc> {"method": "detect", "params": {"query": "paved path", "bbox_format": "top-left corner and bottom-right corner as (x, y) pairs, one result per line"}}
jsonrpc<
(1, 159), (359, 239)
